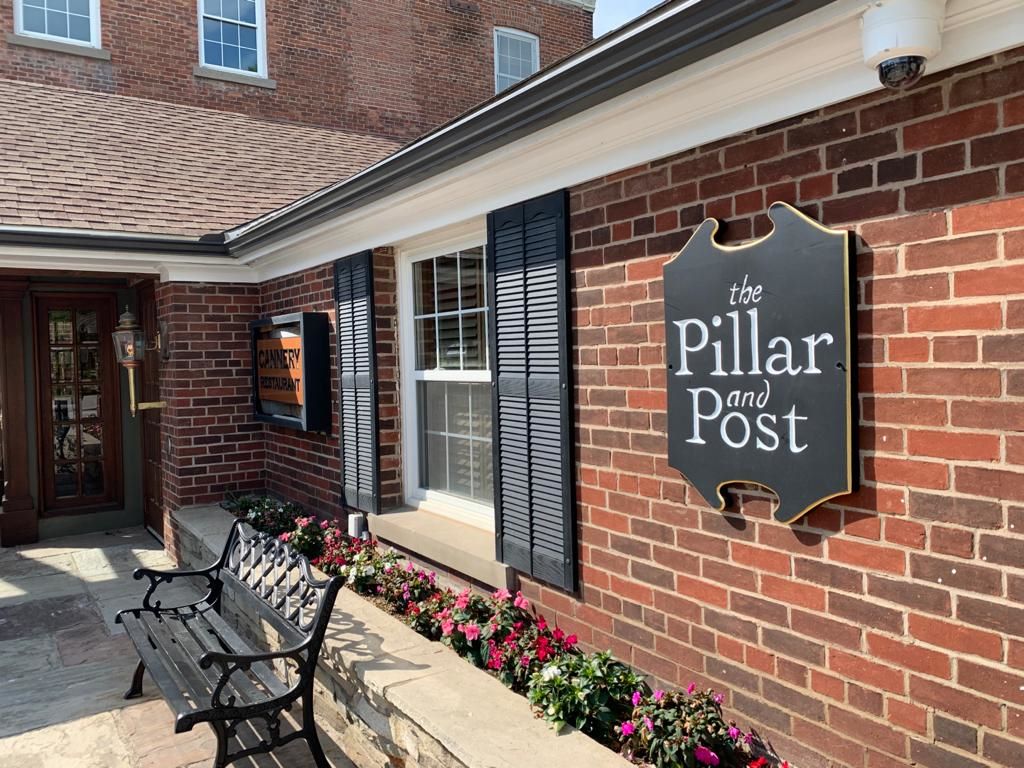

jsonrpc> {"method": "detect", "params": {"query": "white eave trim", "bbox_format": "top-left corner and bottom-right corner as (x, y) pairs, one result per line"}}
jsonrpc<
(241, 0), (1021, 283)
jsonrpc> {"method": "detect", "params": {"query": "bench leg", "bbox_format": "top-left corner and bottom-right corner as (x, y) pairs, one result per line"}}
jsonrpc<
(210, 720), (229, 768)
(302, 688), (330, 768)
(124, 659), (145, 700)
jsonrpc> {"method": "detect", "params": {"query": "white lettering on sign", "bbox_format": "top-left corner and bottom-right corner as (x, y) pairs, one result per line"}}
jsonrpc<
(674, 273), (833, 454)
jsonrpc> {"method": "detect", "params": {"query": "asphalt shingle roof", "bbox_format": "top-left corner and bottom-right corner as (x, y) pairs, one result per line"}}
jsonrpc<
(0, 78), (403, 238)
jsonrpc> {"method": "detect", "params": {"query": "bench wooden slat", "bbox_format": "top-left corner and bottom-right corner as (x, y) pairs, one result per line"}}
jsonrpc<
(119, 609), (199, 719)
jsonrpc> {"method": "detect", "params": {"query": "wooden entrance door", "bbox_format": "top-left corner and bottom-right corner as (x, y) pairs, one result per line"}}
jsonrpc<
(138, 282), (164, 539)
(35, 295), (122, 514)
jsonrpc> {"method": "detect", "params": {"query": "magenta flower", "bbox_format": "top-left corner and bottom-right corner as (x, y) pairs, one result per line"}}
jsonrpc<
(461, 623), (481, 641)
(644, 716), (654, 733)
(694, 746), (719, 766)
(513, 591), (530, 610)
(441, 618), (455, 636)
(404, 561), (415, 573)
(632, 691), (643, 707)
(728, 726), (740, 740)
(713, 693), (724, 704)
(620, 721), (635, 736)
(686, 682), (696, 695)
(653, 689), (665, 702)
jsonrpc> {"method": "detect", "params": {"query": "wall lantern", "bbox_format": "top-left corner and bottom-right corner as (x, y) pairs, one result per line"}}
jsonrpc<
(112, 307), (166, 417)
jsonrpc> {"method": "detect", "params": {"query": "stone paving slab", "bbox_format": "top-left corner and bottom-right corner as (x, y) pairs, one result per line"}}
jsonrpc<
(0, 526), (356, 767)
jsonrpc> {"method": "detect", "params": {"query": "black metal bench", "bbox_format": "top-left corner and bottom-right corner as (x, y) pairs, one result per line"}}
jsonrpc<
(116, 519), (343, 768)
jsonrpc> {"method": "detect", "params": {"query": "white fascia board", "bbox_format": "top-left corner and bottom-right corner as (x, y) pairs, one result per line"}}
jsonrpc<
(246, 0), (1020, 284)
(0, 245), (260, 283)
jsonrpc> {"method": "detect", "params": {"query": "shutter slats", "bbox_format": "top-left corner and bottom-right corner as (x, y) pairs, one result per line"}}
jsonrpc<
(488, 190), (576, 592)
(335, 251), (379, 514)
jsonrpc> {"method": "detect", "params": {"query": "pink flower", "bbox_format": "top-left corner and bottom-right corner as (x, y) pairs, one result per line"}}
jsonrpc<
(513, 592), (530, 610)
(537, 618), (547, 631)
(404, 561), (415, 573)
(687, 682), (696, 695)
(279, 532), (291, 542)
(461, 623), (481, 641)
(644, 716), (654, 733)
(492, 588), (512, 601)
(441, 619), (455, 636)
(455, 589), (471, 610)
(729, 726), (741, 741)
(653, 689), (665, 702)
(694, 746), (720, 766)
(620, 721), (635, 736)
(631, 691), (643, 707)
(565, 634), (578, 646)
(713, 693), (724, 704)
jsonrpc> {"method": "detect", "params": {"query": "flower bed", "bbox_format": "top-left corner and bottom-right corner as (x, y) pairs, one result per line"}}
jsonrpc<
(225, 496), (789, 768)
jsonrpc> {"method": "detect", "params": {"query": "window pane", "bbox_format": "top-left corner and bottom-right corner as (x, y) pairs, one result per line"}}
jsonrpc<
(469, 383), (491, 439)
(239, 25), (256, 48)
(47, 9), (69, 37)
(80, 384), (100, 419)
(446, 383), (470, 436)
(77, 309), (98, 343)
(240, 48), (258, 73)
(435, 255), (459, 313)
(437, 315), (461, 369)
(22, 5), (45, 32)
(223, 44), (240, 70)
(205, 0), (222, 16)
(83, 462), (104, 496)
(25, 0), (45, 7)
(67, 13), (89, 41)
(459, 249), (484, 310)
(461, 311), (486, 370)
(52, 386), (76, 422)
(54, 424), (79, 461)
(221, 0), (239, 21)
(48, 0), (68, 11)
(222, 21), (239, 45)
(49, 310), (73, 345)
(54, 463), (77, 498)
(68, 0), (88, 14)
(51, 349), (74, 382)
(81, 423), (102, 458)
(240, 0), (256, 24)
(422, 381), (446, 433)
(473, 442), (493, 504)
(423, 432), (447, 492)
(415, 317), (436, 370)
(203, 17), (221, 43)
(79, 347), (99, 381)
(448, 438), (473, 498)
(414, 259), (435, 315)
(204, 41), (222, 66)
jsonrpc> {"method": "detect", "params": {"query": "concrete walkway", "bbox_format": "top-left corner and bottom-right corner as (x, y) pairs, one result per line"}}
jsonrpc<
(0, 527), (354, 767)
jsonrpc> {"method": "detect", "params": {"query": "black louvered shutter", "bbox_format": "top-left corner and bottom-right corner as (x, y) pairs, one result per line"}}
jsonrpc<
(334, 251), (379, 514)
(487, 190), (576, 592)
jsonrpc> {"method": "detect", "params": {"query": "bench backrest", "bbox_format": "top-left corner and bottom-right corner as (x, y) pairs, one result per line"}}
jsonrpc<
(218, 519), (341, 652)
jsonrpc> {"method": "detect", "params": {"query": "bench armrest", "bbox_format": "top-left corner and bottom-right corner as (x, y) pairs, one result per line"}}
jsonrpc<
(133, 566), (222, 612)
(199, 643), (310, 709)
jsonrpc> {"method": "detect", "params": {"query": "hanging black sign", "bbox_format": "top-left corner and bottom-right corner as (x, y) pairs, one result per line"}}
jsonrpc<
(664, 202), (855, 524)
(251, 312), (331, 432)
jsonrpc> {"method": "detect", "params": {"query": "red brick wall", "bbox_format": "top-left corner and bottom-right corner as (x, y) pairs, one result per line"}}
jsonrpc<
(0, 0), (592, 139)
(156, 282), (264, 514)
(518, 49), (1024, 768)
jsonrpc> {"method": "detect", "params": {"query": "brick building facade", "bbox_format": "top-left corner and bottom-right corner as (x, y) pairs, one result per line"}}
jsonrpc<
(0, 0), (593, 138)
(2, 1), (1023, 766)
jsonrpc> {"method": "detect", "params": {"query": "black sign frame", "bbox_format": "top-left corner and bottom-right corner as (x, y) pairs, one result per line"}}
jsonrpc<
(664, 202), (857, 524)
(251, 312), (331, 433)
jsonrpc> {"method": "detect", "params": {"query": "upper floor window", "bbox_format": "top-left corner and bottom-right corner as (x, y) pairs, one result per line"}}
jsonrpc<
(200, 0), (265, 76)
(16, 0), (100, 47)
(494, 28), (539, 93)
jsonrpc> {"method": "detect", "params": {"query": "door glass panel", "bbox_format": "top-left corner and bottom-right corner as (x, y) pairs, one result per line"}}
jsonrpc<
(51, 349), (74, 381)
(79, 347), (100, 381)
(54, 424), (79, 461)
(48, 311), (73, 345)
(83, 462), (104, 496)
(77, 310), (99, 343)
(52, 386), (76, 422)
(80, 384), (100, 419)
(54, 463), (78, 498)
(81, 422), (103, 458)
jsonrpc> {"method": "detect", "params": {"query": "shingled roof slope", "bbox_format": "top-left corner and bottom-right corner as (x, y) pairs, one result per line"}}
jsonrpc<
(0, 79), (402, 238)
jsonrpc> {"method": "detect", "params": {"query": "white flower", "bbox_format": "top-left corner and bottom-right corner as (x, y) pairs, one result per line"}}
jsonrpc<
(541, 665), (561, 681)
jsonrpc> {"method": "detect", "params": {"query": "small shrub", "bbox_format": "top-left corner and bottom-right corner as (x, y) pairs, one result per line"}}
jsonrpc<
(227, 495), (302, 537)
(280, 516), (327, 559)
(529, 651), (650, 747)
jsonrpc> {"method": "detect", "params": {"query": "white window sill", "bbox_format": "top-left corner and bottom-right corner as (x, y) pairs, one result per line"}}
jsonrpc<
(193, 65), (276, 89)
(6, 33), (110, 60)
(368, 507), (512, 589)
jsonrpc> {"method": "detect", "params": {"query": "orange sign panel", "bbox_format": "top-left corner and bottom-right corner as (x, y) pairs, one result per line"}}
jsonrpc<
(257, 337), (304, 405)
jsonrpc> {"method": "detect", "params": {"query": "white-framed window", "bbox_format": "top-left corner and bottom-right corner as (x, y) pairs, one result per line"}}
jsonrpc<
(15, 0), (101, 47)
(399, 240), (494, 528)
(198, 0), (266, 76)
(494, 27), (539, 93)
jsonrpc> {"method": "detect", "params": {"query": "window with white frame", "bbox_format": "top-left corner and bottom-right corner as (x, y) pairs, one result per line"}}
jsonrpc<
(16, 0), (99, 47)
(494, 28), (539, 93)
(410, 248), (493, 510)
(200, 0), (264, 75)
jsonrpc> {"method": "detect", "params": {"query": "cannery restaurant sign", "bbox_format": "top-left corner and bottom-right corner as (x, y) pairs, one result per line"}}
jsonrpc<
(257, 337), (304, 405)
(664, 202), (854, 524)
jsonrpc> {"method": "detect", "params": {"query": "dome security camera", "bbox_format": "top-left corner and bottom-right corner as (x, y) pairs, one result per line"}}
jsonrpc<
(862, 0), (947, 90)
